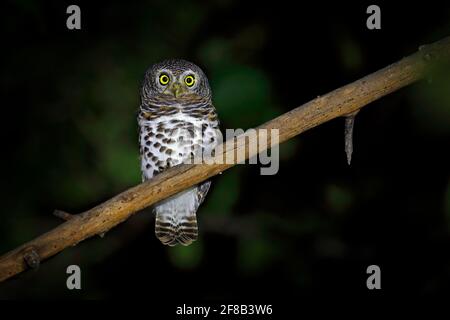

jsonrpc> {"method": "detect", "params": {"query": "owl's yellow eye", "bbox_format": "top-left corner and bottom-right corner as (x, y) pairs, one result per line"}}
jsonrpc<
(184, 75), (195, 87)
(159, 73), (170, 85)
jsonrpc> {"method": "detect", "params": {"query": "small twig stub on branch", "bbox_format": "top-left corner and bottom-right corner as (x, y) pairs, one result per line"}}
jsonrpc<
(23, 247), (40, 269)
(53, 209), (75, 221)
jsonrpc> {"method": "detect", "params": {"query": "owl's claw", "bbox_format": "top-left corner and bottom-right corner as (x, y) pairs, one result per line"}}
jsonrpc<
(344, 110), (359, 166)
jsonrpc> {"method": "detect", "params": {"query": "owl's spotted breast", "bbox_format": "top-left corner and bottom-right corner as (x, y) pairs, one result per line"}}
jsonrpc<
(139, 103), (219, 180)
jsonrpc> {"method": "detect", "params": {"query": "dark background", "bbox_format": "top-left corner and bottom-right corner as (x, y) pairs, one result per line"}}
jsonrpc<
(0, 0), (449, 303)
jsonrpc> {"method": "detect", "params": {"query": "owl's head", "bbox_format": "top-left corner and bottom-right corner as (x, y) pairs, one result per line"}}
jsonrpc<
(141, 59), (211, 102)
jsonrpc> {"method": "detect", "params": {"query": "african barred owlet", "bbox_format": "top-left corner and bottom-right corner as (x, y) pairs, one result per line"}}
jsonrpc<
(138, 59), (220, 246)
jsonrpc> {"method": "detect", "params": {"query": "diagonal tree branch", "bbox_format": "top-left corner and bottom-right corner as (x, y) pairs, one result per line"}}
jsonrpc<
(1, 36), (449, 283)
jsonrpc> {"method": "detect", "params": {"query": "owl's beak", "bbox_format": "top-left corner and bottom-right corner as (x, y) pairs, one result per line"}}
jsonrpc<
(170, 82), (185, 98)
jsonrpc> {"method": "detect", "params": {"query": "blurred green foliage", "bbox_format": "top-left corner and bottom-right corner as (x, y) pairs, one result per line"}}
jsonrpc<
(411, 61), (450, 135)
(325, 184), (354, 215)
(338, 35), (364, 72)
(238, 235), (282, 274)
(168, 241), (204, 269)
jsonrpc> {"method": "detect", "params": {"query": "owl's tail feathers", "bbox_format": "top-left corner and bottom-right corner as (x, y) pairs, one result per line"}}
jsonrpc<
(155, 213), (198, 246)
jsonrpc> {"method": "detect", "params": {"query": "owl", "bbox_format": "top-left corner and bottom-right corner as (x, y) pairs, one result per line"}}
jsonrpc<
(138, 59), (220, 246)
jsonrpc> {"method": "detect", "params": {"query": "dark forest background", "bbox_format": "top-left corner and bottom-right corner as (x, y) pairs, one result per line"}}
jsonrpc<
(0, 0), (449, 302)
